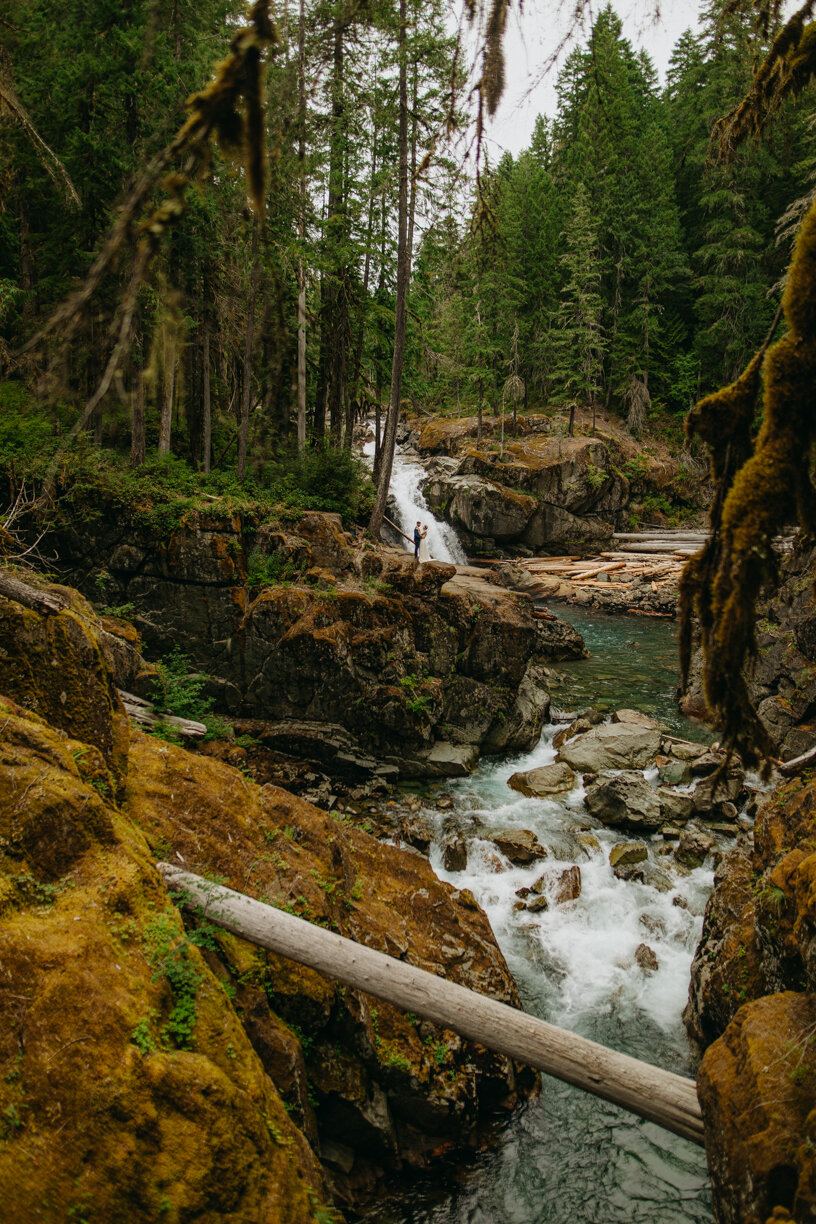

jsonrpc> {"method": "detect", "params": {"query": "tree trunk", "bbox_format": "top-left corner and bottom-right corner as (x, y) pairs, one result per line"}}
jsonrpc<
(160, 863), (706, 1148)
(369, 0), (409, 536)
(202, 314), (211, 473)
(296, 0), (307, 453)
(158, 335), (175, 455)
(130, 343), (146, 468)
(237, 216), (260, 481)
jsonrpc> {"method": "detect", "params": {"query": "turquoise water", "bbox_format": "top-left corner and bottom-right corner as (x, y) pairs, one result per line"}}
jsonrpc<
(548, 605), (710, 742)
(361, 607), (713, 1224)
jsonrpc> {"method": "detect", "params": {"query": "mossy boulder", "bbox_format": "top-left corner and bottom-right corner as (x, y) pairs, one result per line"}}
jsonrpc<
(0, 699), (331, 1224)
(0, 572), (129, 787)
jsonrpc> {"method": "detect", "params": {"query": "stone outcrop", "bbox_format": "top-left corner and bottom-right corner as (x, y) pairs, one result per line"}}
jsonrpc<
(682, 535), (816, 760)
(44, 508), (586, 778)
(0, 574), (538, 1217)
(686, 776), (816, 1223)
(421, 435), (628, 555)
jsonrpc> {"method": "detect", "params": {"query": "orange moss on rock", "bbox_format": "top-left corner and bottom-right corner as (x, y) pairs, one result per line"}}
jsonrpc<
(123, 732), (537, 1183)
(0, 703), (331, 1224)
(0, 585), (130, 787)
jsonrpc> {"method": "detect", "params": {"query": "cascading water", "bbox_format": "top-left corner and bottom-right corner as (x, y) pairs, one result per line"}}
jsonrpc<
(365, 610), (719, 1224)
(363, 437), (467, 564)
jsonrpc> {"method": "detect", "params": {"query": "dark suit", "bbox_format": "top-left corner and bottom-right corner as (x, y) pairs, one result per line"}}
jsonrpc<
(413, 528), (421, 559)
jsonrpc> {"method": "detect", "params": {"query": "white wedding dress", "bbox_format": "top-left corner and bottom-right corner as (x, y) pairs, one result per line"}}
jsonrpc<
(418, 532), (431, 563)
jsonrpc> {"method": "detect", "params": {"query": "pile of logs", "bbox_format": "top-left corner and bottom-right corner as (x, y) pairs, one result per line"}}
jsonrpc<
(522, 550), (688, 590)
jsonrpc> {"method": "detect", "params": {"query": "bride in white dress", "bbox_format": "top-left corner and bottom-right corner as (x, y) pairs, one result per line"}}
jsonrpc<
(418, 525), (431, 563)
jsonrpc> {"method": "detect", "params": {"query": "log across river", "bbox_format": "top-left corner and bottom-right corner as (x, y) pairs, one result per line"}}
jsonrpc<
(158, 864), (704, 1147)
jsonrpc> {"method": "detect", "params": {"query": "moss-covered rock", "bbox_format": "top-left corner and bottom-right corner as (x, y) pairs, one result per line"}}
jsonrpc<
(0, 699), (332, 1224)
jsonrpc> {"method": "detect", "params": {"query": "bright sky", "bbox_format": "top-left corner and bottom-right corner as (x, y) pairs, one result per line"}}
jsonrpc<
(483, 0), (706, 157)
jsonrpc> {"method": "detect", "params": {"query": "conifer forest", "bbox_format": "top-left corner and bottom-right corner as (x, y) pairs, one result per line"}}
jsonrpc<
(7, 3), (816, 1223)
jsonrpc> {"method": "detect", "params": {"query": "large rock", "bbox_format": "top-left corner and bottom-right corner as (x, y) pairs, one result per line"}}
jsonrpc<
(423, 435), (628, 551)
(507, 763), (576, 797)
(557, 723), (661, 772)
(584, 771), (663, 831)
(684, 838), (767, 1049)
(0, 584), (541, 1214)
(489, 828), (548, 866)
(698, 992), (816, 1224)
(49, 505), (587, 776)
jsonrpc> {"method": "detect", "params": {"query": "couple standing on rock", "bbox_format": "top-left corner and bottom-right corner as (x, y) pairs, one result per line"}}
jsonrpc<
(413, 521), (430, 563)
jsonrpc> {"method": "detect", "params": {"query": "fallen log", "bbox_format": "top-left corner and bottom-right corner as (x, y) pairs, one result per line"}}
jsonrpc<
(158, 864), (704, 1146)
(120, 690), (206, 739)
(778, 745), (816, 776)
(0, 569), (67, 613)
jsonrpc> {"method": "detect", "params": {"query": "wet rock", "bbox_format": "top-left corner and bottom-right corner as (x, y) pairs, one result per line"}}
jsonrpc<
(689, 751), (727, 777)
(557, 723), (661, 773)
(576, 831), (601, 854)
(584, 771), (663, 831)
(635, 944), (659, 974)
(507, 762), (576, 797)
(489, 828), (548, 866)
(666, 739), (710, 762)
(684, 837), (766, 1050)
(676, 824), (717, 868)
(657, 758), (693, 787)
(614, 862), (645, 883)
(657, 787), (694, 823)
(553, 717), (591, 750)
(555, 866), (582, 904)
(640, 913), (667, 938)
(609, 842), (648, 869)
(692, 768), (745, 814)
(672, 895), (689, 909)
(436, 794), (454, 810)
(525, 894), (550, 914)
(442, 836), (468, 873)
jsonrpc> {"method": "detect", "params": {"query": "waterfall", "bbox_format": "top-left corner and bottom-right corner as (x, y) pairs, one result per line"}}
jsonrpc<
(363, 437), (467, 564)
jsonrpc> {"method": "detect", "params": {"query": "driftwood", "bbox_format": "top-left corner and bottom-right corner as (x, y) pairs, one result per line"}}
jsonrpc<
(158, 864), (704, 1146)
(120, 691), (206, 739)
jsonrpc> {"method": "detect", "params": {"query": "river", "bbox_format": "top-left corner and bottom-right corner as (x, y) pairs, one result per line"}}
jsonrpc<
(362, 446), (714, 1223)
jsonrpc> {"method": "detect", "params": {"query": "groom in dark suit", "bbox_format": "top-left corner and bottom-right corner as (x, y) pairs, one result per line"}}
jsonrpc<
(413, 522), (421, 559)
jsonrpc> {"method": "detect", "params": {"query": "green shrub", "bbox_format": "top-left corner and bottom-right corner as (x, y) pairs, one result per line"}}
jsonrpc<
(149, 648), (231, 741)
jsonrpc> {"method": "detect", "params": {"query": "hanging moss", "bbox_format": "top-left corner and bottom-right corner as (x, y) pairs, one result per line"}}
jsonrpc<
(680, 201), (816, 768)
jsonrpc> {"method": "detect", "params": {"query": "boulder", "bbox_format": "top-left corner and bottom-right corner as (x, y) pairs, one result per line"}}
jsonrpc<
(557, 723), (661, 772)
(507, 762), (576, 798)
(614, 862), (645, 883)
(657, 758), (693, 787)
(584, 771), (663, 831)
(525, 895), (550, 914)
(676, 824), (717, 868)
(609, 842), (648, 869)
(667, 739), (710, 762)
(441, 836), (468, 872)
(656, 787), (694, 823)
(635, 944), (659, 974)
(489, 828), (548, 866)
(554, 865), (582, 904)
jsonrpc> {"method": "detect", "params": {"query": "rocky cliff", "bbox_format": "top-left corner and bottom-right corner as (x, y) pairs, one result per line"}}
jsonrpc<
(44, 503), (585, 778)
(686, 774), (816, 1224)
(0, 569), (538, 1219)
(413, 412), (704, 556)
(681, 535), (816, 760)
